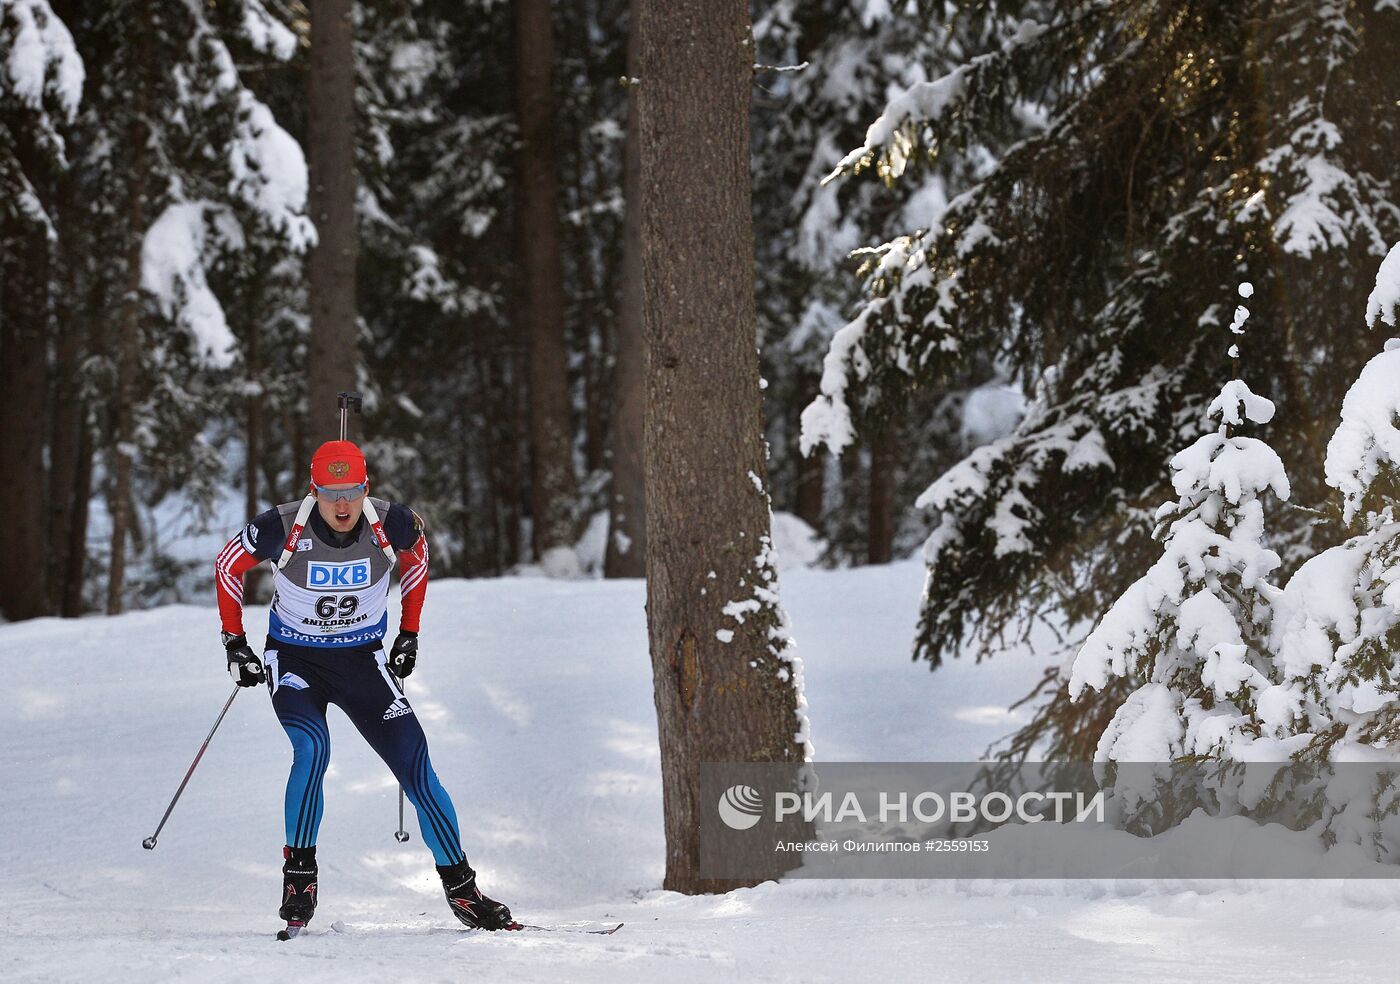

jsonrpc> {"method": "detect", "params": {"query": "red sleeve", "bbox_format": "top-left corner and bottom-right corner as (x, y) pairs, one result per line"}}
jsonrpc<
(398, 533), (429, 633)
(215, 534), (263, 635)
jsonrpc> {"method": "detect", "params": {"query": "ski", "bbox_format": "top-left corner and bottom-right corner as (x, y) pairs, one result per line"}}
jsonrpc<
(511, 922), (624, 935)
(273, 919), (622, 939)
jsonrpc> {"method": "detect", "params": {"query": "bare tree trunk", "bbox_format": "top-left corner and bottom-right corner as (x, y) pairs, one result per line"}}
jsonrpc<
(46, 159), (89, 616)
(60, 225), (100, 617)
(246, 289), (262, 523)
(570, 0), (609, 480)
(107, 71), (150, 616)
(640, 0), (810, 895)
(286, 406), (308, 502)
(795, 451), (825, 528)
(793, 373), (824, 530)
(583, 332), (607, 475)
(462, 342), (510, 576)
(47, 266), (84, 614)
(455, 397), (480, 575)
(514, 0), (578, 563)
(307, 0), (358, 442)
(0, 125), (54, 620)
(496, 336), (524, 568)
(107, 283), (140, 614)
(605, 2), (646, 579)
(867, 423), (897, 564)
(831, 441), (863, 561)
(244, 278), (266, 600)
(64, 410), (93, 616)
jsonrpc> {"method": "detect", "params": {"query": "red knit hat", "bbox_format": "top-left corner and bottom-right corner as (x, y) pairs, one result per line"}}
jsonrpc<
(310, 440), (368, 486)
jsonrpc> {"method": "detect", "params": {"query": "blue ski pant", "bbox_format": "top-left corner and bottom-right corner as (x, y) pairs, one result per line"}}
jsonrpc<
(264, 645), (466, 866)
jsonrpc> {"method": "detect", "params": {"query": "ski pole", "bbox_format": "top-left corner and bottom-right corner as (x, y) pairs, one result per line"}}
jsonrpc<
(394, 678), (411, 843)
(395, 784), (410, 843)
(142, 683), (241, 850)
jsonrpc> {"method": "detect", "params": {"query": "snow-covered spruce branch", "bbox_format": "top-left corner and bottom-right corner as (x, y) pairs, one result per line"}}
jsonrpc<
(823, 13), (1074, 183)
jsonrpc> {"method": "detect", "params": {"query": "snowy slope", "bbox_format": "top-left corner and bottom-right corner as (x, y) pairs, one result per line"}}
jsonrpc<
(3, 560), (1398, 982)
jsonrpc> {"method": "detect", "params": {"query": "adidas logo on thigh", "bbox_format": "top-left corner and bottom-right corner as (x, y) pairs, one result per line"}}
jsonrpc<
(382, 697), (413, 721)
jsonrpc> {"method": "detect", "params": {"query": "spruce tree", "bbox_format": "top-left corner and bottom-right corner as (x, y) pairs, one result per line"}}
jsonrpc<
(1069, 287), (1291, 808)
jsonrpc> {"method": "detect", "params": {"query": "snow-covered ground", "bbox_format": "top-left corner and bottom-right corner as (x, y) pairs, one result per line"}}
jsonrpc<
(3, 559), (1398, 982)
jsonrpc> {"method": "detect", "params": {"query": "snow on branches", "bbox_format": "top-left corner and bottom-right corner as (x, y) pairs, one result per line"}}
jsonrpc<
(1324, 346), (1400, 526)
(1270, 335), (1400, 750)
(141, 202), (243, 368)
(136, 1), (312, 367)
(1262, 2), (1396, 262)
(239, 0), (297, 62)
(1255, 348), (1400, 853)
(0, 0), (83, 236)
(824, 16), (1052, 183)
(1, 0), (82, 117)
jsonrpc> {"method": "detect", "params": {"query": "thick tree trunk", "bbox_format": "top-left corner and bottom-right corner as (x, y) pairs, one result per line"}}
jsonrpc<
(640, 0), (810, 895)
(307, 0), (358, 442)
(514, 0), (578, 563)
(0, 127), (54, 620)
(867, 424), (897, 564)
(605, 2), (646, 579)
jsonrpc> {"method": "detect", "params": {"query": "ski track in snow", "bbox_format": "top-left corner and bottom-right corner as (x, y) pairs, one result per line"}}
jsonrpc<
(2, 559), (1396, 982)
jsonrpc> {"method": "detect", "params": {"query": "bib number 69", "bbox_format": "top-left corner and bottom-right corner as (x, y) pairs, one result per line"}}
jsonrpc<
(315, 595), (359, 619)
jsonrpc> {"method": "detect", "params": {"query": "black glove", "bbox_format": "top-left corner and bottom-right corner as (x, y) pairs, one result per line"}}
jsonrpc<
(388, 630), (418, 679)
(223, 632), (266, 687)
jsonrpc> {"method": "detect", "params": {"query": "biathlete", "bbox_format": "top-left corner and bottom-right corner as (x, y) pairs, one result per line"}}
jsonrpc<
(214, 439), (515, 934)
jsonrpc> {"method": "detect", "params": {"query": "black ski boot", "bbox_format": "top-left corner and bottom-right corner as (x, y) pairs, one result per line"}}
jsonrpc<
(437, 860), (516, 930)
(278, 845), (318, 928)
